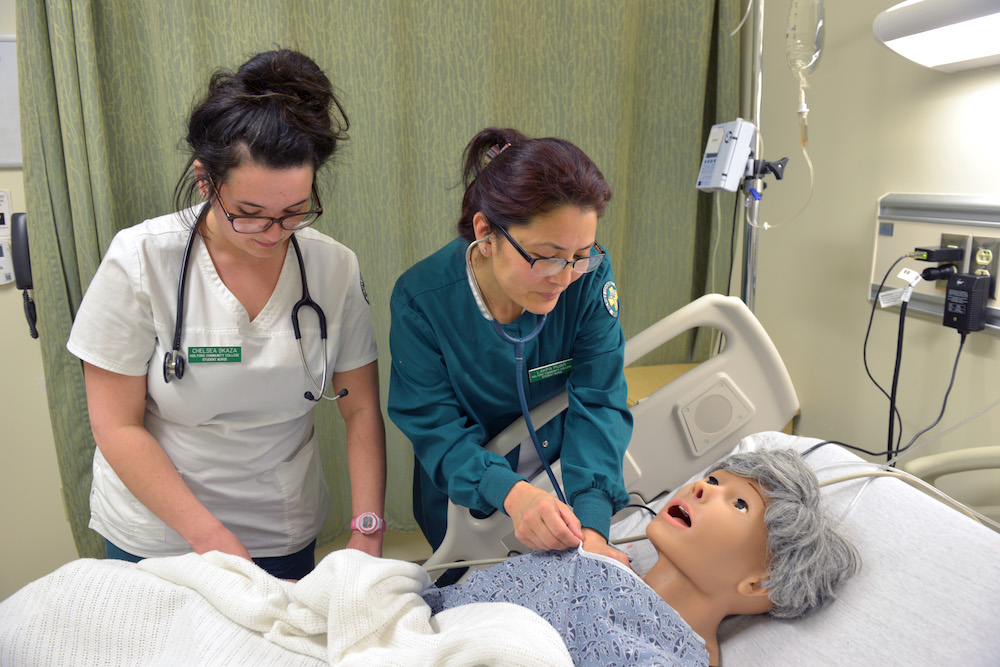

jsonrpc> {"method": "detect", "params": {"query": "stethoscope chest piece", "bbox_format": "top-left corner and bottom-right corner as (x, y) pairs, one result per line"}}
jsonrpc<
(163, 350), (185, 383)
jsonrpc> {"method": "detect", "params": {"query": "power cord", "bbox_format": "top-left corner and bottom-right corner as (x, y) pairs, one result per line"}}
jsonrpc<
(865, 254), (914, 453)
(886, 278), (911, 464)
(804, 330), (967, 460)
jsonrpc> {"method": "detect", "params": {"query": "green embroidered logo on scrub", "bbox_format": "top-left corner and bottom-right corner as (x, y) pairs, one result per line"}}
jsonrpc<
(528, 359), (573, 382)
(602, 280), (619, 318)
(188, 346), (242, 363)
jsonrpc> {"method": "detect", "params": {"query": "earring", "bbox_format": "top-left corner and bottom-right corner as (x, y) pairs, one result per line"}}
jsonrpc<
(480, 246), (488, 255)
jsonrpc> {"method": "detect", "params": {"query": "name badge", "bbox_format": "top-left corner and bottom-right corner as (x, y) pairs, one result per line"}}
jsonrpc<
(528, 358), (573, 383)
(188, 346), (242, 363)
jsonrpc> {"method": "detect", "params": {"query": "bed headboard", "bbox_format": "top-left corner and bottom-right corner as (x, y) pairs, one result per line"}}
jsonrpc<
(621, 294), (799, 501)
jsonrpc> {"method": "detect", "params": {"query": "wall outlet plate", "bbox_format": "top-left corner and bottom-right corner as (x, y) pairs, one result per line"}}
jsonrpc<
(872, 194), (1000, 332)
(972, 236), (1000, 300)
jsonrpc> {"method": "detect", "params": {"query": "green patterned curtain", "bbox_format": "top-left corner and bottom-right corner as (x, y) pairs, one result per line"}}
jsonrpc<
(18, 0), (739, 557)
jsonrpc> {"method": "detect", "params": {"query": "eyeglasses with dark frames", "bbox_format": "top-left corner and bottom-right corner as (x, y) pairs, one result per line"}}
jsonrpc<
(491, 222), (606, 277)
(209, 177), (323, 234)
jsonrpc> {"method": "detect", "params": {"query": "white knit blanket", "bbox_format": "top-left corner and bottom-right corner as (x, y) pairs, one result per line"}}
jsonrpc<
(0, 550), (572, 666)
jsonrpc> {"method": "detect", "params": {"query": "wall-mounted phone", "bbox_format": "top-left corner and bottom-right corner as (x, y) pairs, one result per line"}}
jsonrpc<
(696, 118), (756, 193)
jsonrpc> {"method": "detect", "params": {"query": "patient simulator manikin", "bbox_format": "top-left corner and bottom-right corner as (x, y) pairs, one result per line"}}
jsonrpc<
(424, 449), (860, 666)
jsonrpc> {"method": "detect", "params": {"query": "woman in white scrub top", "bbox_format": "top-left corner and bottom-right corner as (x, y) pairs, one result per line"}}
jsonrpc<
(67, 50), (387, 580)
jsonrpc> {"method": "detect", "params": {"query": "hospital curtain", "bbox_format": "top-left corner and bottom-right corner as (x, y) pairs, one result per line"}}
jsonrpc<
(17, 0), (740, 558)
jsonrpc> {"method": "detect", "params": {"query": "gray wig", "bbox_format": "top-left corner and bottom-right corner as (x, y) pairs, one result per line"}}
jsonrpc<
(717, 448), (861, 619)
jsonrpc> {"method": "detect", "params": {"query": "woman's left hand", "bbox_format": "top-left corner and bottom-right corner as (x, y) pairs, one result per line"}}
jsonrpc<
(580, 527), (631, 569)
(346, 531), (383, 558)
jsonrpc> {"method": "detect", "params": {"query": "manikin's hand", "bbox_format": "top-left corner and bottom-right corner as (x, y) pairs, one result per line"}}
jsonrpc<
(504, 481), (584, 552)
(346, 531), (384, 557)
(580, 527), (631, 569)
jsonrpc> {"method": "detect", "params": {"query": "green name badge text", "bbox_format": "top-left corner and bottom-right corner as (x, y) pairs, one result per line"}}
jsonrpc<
(188, 346), (242, 363)
(528, 358), (573, 383)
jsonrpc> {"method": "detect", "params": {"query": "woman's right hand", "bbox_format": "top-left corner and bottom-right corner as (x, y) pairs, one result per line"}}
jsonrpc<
(503, 481), (584, 552)
(187, 523), (253, 561)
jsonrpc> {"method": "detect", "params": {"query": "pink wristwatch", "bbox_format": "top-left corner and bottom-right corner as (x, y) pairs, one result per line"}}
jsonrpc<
(350, 512), (386, 535)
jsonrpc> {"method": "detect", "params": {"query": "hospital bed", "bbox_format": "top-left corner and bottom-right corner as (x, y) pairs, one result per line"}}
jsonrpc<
(3, 296), (1000, 665)
(419, 293), (1000, 663)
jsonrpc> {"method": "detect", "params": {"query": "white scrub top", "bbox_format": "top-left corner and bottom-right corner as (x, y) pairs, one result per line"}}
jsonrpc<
(67, 208), (378, 558)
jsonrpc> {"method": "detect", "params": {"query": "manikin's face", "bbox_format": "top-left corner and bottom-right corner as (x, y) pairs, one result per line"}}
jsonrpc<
(205, 161), (315, 260)
(485, 205), (599, 317)
(646, 469), (770, 595)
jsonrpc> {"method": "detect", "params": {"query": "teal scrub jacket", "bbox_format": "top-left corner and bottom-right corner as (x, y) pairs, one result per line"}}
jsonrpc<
(388, 238), (633, 549)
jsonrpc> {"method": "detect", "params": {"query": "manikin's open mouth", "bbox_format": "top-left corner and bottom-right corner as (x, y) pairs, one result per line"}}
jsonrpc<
(667, 504), (691, 527)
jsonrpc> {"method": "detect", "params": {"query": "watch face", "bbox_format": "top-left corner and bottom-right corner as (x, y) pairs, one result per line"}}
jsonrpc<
(359, 514), (378, 532)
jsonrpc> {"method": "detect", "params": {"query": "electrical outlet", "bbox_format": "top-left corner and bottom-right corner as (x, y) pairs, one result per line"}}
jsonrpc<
(972, 236), (1000, 300)
(937, 233), (970, 290)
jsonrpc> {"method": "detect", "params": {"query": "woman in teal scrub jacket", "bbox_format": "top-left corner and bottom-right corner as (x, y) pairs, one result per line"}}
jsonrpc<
(388, 128), (633, 567)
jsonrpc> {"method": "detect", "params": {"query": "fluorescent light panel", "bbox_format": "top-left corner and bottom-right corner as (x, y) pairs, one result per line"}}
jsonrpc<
(873, 0), (1000, 73)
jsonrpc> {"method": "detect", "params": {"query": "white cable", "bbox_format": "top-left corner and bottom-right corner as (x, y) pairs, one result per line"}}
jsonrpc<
(819, 468), (1000, 531)
(750, 141), (815, 230)
(423, 556), (511, 573)
(888, 393), (1000, 467)
(709, 189), (723, 295)
(730, 0), (755, 37)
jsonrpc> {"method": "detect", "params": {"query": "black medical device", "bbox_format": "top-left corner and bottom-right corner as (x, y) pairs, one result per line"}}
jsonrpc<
(11, 212), (38, 339)
(164, 220), (339, 402)
(943, 273), (988, 334)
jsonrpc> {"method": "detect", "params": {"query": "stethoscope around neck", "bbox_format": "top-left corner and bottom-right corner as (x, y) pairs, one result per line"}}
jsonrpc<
(465, 238), (565, 503)
(163, 208), (347, 403)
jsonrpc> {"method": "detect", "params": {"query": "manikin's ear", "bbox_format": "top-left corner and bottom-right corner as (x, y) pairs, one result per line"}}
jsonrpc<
(735, 571), (774, 615)
(192, 160), (211, 200)
(472, 212), (493, 245)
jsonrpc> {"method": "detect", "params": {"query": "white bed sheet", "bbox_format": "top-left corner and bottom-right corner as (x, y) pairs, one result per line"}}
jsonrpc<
(610, 431), (1000, 666)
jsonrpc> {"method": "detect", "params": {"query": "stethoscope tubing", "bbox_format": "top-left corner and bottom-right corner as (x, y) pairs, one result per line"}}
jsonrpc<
(163, 213), (204, 383)
(467, 239), (566, 503)
(495, 318), (567, 504)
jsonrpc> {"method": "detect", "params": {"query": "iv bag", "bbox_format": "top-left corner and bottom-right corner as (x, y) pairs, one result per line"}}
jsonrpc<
(785, 0), (825, 78)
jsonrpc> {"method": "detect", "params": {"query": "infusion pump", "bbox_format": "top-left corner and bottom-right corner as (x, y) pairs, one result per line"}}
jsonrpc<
(696, 118), (755, 193)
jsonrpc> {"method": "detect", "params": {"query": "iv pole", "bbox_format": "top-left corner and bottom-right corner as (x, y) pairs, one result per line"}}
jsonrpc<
(741, 0), (766, 311)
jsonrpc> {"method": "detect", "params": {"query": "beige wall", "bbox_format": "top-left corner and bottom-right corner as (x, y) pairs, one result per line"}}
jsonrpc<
(752, 0), (1000, 504)
(0, 0), (79, 601)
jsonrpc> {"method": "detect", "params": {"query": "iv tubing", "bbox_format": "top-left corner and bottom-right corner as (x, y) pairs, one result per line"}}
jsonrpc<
(741, 0), (765, 311)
